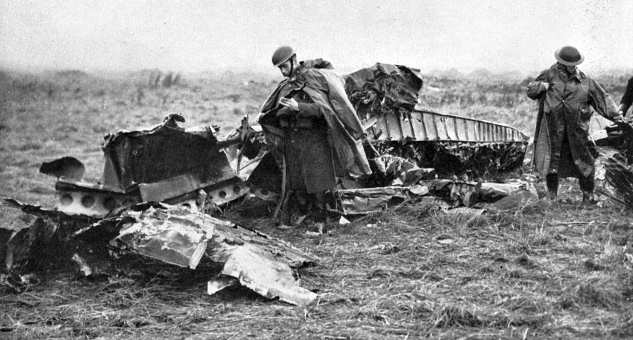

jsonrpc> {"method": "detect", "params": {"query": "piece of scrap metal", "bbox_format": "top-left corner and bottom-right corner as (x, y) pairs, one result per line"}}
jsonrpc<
(112, 204), (318, 306)
(1, 198), (97, 273)
(335, 185), (429, 215)
(39, 115), (249, 218)
(113, 206), (214, 269)
(424, 179), (537, 208)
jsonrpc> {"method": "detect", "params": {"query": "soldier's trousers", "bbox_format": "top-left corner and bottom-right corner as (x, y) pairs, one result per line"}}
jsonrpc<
(546, 172), (594, 193)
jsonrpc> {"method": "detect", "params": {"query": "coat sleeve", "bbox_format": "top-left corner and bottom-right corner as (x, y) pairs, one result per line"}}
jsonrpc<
(527, 71), (549, 100)
(588, 79), (623, 121)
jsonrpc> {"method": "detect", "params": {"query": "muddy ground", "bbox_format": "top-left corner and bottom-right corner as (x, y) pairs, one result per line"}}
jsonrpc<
(1, 69), (632, 339)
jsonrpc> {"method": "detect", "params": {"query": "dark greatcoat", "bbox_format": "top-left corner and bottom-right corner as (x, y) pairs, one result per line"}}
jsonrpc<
(527, 64), (621, 178)
(259, 64), (371, 193)
(621, 76), (633, 116)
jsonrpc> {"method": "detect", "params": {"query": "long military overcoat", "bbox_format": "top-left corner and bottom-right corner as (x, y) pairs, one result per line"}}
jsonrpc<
(259, 65), (372, 179)
(527, 64), (620, 178)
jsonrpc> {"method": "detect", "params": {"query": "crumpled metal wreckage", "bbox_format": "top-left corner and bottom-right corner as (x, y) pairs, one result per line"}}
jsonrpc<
(113, 205), (317, 306)
(344, 63), (528, 177)
(591, 122), (633, 208)
(2, 115), (318, 306)
(41, 113), (252, 218)
(2, 199), (318, 306)
(1, 63), (535, 305)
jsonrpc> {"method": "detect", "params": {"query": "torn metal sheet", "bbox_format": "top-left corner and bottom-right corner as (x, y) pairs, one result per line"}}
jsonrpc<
(445, 207), (486, 216)
(112, 204), (317, 306)
(425, 179), (537, 208)
(203, 215), (317, 269)
(207, 276), (238, 295)
(215, 244), (317, 306)
(336, 186), (428, 215)
(480, 181), (538, 201)
(113, 206), (214, 269)
(1, 199), (97, 273)
(101, 116), (231, 191)
(38, 116), (249, 218)
(603, 152), (633, 208)
(594, 147), (622, 182)
(336, 187), (407, 215)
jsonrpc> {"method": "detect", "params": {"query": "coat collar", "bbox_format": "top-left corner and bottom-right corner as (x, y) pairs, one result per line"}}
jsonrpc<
(551, 63), (585, 81)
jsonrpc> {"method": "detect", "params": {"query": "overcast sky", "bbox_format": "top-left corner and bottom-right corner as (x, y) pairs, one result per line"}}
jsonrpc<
(1, 0), (631, 74)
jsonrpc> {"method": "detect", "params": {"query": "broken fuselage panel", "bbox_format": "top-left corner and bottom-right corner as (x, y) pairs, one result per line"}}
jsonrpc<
(45, 116), (248, 217)
(345, 63), (528, 177)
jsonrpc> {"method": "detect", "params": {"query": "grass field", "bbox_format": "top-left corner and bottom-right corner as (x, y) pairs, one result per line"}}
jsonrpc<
(1, 68), (633, 339)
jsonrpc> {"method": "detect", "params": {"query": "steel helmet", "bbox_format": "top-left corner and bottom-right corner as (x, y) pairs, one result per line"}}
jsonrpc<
(272, 46), (295, 67)
(555, 46), (584, 66)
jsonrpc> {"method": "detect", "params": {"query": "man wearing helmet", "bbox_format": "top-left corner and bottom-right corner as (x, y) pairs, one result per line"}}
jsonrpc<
(259, 46), (371, 222)
(527, 46), (625, 204)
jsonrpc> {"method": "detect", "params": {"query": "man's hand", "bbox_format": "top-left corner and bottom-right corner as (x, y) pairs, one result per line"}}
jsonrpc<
(613, 115), (626, 126)
(279, 97), (299, 111)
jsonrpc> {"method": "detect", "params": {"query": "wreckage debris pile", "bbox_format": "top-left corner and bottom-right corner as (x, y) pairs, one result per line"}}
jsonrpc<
(1, 201), (318, 306)
(342, 63), (528, 178)
(344, 63), (423, 113)
(604, 154), (633, 208)
(114, 205), (318, 306)
(372, 141), (527, 178)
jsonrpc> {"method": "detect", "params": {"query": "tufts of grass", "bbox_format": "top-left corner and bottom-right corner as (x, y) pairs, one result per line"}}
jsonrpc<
(559, 282), (623, 310)
(429, 304), (484, 328)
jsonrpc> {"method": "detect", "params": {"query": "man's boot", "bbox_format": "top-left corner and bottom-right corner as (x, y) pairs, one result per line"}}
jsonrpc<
(579, 175), (596, 206)
(581, 191), (597, 206)
(546, 174), (558, 200)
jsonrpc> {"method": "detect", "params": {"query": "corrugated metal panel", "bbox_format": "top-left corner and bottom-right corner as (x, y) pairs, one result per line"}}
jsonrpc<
(385, 113), (401, 140)
(400, 114), (415, 139)
(410, 114), (425, 139)
(367, 109), (527, 143)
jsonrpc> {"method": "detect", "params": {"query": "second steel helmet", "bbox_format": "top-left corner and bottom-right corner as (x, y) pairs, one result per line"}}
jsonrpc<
(555, 46), (584, 66)
(272, 46), (295, 67)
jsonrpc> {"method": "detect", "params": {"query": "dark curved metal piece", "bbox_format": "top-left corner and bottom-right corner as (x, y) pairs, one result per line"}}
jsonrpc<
(39, 156), (85, 181)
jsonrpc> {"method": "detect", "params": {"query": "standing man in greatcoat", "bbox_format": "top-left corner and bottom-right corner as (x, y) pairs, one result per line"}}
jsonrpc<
(258, 46), (371, 221)
(527, 46), (625, 204)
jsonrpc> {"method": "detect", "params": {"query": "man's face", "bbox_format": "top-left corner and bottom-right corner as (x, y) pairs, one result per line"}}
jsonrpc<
(278, 60), (293, 78)
(564, 65), (577, 74)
